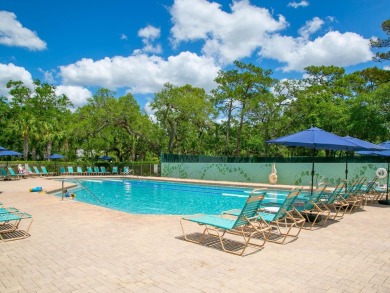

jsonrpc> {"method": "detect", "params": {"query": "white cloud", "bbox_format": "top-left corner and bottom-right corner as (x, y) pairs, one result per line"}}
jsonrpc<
(143, 100), (157, 123)
(298, 17), (324, 39)
(260, 31), (373, 71)
(59, 52), (220, 94)
(120, 34), (128, 40)
(326, 16), (336, 23)
(55, 85), (92, 108)
(38, 68), (57, 84)
(170, 0), (287, 64)
(138, 25), (160, 40)
(384, 66), (390, 71)
(288, 1), (309, 9)
(136, 25), (162, 54)
(0, 11), (47, 50)
(0, 63), (34, 99)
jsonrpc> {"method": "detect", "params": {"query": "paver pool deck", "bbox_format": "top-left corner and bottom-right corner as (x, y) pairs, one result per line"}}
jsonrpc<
(0, 176), (389, 292)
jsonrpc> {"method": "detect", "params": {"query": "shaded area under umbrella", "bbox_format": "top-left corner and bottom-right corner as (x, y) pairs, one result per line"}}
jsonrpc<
(267, 127), (369, 194)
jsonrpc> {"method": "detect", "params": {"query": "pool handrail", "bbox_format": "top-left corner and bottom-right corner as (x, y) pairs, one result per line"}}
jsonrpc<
(72, 178), (108, 206)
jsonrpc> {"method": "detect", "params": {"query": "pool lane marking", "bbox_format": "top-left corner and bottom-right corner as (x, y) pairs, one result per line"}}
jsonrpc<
(222, 193), (248, 198)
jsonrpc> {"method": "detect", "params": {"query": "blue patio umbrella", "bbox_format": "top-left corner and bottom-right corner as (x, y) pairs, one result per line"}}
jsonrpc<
(344, 136), (387, 151)
(358, 141), (390, 205)
(99, 155), (113, 161)
(0, 146), (6, 151)
(46, 154), (66, 172)
(343, 136), (386, 183)
(0, 149), (22, 167)
(47, 153), (65, 159)
(267, 127), (369, 194)
(0, 150), (22, 156)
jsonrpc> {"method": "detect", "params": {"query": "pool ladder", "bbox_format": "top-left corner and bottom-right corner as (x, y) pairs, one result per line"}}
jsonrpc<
(121, 169), (140, 179)
(72, 178), (108, 206)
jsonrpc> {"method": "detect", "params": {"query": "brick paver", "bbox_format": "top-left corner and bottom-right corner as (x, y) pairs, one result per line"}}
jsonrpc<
(0, 177), (389, 292)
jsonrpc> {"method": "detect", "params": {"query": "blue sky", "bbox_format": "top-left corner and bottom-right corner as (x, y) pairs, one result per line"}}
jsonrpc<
(0, 0), (389, 111)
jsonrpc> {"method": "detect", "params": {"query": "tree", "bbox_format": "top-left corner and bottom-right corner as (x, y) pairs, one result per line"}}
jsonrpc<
(6, 80), (72, 160)
(283, 66), (351, 136)
(346, 85), (389, 142)
(246, 80), (291, 156)
(358, 67), (390, 86)
(0, 97), (13, 147)
(212, 61), (275, 155)
(111, 93), (160, 160)
(72, 90), (159, 161)
(151, 83), (214, 154)
(370, 19), (390, 62)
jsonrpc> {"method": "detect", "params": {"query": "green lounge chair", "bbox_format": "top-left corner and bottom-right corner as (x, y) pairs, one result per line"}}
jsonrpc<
(339, 178), (365, 213)
(26, 166), (36, 177)
(360, 176), (386, 204)
(0, 211), (33, 242)
(292, 185), (330, 230)
(41, 166), (56, 176)
(33, 166), (43, 176)
(0, 204), (19, 214)
(13, 166), (30, 178)
(86, 167), (95, 175)
(67, 166), (74, 175)
(100, 166), (110, 175)
(76, 166), (86, 175)
(7, 167), (22, 179)
(121, 166), (133, 175)
(59, 167), (66, 175)
(0, 168), (9, 179)
(254, 188), (305, 244)
(180, 189), (271, 256)
(111, 166), (118, 175)
(224, 188), (304, 244)
(318, 181), (349, 220)
(93, 166), (102, 175)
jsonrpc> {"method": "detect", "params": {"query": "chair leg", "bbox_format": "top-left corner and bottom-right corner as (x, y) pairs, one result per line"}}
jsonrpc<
(180, 218), (269, 256)
(267, 212), (305, 244)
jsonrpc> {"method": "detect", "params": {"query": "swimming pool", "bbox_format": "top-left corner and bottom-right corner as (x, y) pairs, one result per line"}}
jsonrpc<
(58, 179), (307, 215)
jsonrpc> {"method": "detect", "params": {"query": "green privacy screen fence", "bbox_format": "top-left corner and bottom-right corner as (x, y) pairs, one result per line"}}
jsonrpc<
(161, 154), (388, 187)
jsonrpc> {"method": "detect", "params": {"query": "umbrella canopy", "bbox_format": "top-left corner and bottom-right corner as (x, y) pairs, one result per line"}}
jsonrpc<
(0, 146), (6, 151)
(0, 149), (22, 167)
(99, 155), (113, 161)
(357, 141), (390, 157)
(267, 127), (362, 150)
(0, 150), (22, 156)
(46, 154), (65, 174)
(380, 141), (390, 149)
(47, 153), (65, 159)
(342, 136), (386, 182)
(267, 127), (370, 194)
(343, 136), (386, 151)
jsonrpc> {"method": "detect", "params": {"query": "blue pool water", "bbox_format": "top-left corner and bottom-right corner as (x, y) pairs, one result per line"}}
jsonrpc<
(58, 179), (307, 215)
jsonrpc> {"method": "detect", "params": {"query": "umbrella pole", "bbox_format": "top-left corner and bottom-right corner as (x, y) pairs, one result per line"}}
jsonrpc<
(345, 153), (348, 191)
(61, 180), (65, 201)
(310, 149), (315, 195)
(387, 161), (389, 201)
(378, 160), (390, 205)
